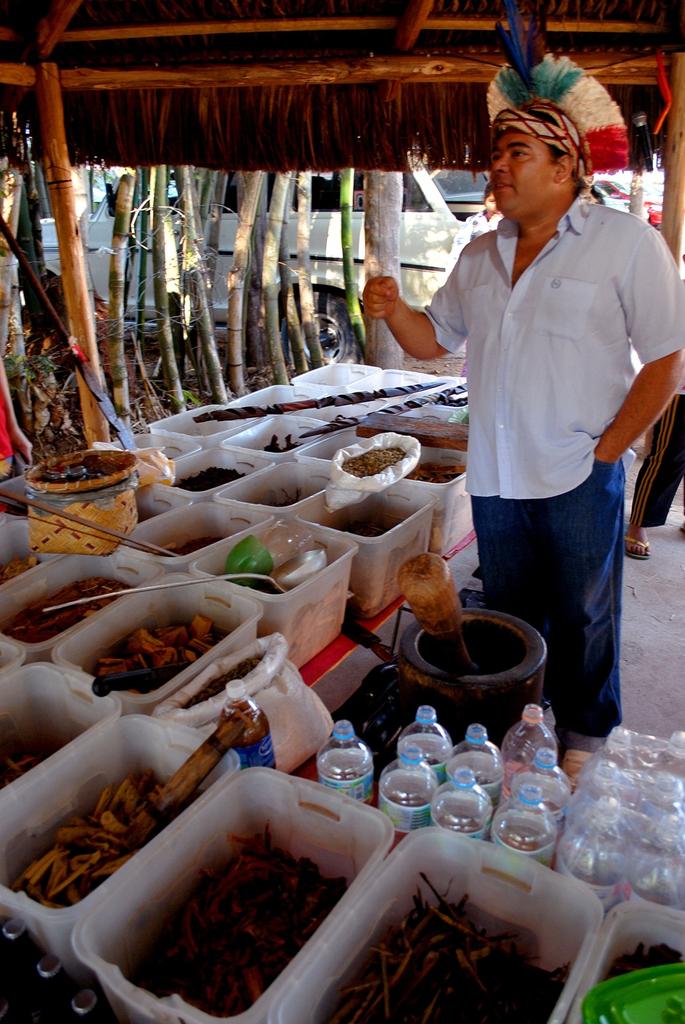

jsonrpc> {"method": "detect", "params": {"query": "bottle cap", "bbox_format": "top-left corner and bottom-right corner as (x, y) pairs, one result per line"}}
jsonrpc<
(37, 953), (62, 979)
(452, 767), (477, 789)
(399, 744), (423, 766)
(465, 723), (487, 745)
(518, 783), (543, 807)
(415, 705), (437, 724)
(533, 747), (558, 771)
(521, 704), (543, 724)
(225, 680), (248, 702)
(332, 720), (355, 741)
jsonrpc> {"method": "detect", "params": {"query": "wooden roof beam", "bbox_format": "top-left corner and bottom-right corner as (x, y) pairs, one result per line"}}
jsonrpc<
(55, 53), (662, 91)
(57, 16), (669, 46)
(35, 0), (85, 59)
(382, 0), (435, 102)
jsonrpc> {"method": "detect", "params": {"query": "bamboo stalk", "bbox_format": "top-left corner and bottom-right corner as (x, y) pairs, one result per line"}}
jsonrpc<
(0, 486), (180, 558)
(107, 171), (136, 424)
(227, 171), (264, 395)
(151, 165), (185, 412)
(263, 173), (290, 385)
(340, 169), (366, 356)
(296, 172), (324, 369)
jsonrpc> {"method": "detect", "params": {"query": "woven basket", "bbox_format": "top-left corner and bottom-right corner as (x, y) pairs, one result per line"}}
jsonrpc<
(26, 449), (137, 495)
(28, 486), (138, 555)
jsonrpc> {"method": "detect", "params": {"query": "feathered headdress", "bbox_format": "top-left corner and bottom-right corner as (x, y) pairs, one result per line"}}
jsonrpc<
(487, 1), (628, 175)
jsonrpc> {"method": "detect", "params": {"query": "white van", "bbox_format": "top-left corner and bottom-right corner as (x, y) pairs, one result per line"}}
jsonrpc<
(41, 168), (460, 362)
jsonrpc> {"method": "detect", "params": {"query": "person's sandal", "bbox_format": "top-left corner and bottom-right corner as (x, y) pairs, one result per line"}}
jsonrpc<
(624, 535), (650, 559)
(561, 749), (593, 790)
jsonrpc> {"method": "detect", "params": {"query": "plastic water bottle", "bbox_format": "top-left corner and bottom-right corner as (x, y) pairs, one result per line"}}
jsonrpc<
(512, 747), (571, 824)
(378, 744), (438, 834)
(628, 812), (685, 909)
(223, 682), (275, 769)
(448, 723), (504, 804)
(431, 767), (493, 839)
(658, 731), (685, 782)
(500, 704), (557, 798)
(491, 783), (558, 865)
(317, 720), (374, 803)
(555, 796), (628, 910)
(605, 726), (667, 771)
(397, 706), (453, 783)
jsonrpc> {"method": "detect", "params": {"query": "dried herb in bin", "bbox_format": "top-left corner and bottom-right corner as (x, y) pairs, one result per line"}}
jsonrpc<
(342, 447), (406, 478)
(137, 830), (347, 1016)
(608, 942), (683, 978)
(328, 873), (568, 1023)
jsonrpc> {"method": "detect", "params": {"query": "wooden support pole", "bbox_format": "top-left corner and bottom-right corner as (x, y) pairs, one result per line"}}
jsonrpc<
(660, 52), (685, 267)
(34, 62), (109, 444)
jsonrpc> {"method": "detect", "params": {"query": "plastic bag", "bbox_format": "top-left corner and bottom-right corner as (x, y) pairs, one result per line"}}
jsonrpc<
(92, 442), (175, 487)
(325, 431), (421, 511)
(152, 633), (333, 773)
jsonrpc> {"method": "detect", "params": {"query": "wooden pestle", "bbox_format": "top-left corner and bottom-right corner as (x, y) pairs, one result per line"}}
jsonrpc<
(398, 553), (478, 675)
(124, 712), (247, 849)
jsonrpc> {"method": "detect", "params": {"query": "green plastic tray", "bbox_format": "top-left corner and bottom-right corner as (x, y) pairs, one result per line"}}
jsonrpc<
(582, 963), (685, 1024)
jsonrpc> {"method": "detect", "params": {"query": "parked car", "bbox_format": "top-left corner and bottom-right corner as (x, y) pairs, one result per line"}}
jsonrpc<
(592, 178), (662, 227)
(432, 169), (489, 220)
(41, 169), (460, 363)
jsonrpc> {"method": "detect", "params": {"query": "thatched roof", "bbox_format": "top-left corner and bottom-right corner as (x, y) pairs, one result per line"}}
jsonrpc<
(0, 0), (680, 170)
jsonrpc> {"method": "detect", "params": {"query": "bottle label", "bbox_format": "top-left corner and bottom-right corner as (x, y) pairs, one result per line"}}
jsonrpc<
(493, 834), (555, 867)
(237, 733), (275, 769)
(318, 771), (373, 803)
(432, 762), (447, 785)
(378, 795), (431, 832)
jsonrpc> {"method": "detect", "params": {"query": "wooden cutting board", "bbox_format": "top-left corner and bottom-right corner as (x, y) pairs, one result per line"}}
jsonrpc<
(355, 412), (468, 451)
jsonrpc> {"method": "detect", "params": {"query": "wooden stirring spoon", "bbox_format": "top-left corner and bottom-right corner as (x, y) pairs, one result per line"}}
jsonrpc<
(398, 552), (478, 675)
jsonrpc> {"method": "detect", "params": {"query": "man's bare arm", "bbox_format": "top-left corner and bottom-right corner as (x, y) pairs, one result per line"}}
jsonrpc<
(362, 276), (447, 359)
(595, 349), (685, 463)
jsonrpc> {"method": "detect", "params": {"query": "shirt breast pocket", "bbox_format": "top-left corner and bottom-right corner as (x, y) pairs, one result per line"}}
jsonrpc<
(532, 276), (598, 342)
(460, 282), (499, 336)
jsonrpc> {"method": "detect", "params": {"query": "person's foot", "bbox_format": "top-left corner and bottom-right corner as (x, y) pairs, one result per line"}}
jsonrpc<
(561, 749), (593, 789)
(624, 524), (650, 559)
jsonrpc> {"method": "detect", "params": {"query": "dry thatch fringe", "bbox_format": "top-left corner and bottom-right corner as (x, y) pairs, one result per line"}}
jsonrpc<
(13, 80), (662, 173)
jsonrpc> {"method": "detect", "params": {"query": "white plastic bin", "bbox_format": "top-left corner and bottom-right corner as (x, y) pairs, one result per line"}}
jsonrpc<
(400, 445), (471, 555)
(137, 483), (195, 522)
(72, 768), (394, 1024)
(292, 427), (358, 464)
(0, 662), (120, 792)
(372, 368), (461, 390)
(567, 901), (685, 1024)
(52, 575), (262, 714)
(149, 405), (258, 448)
(190, 522), (357, 668)
(291, 363), (382, 391)
(0, 550), (163, 663)
(0, 715), (240, 983)
(0, 515), (62, 592)
(270, 827), (603, 1024)
(133, 430), (203, 460)
(225, 382), (331, 409)
(220, 416), (328, 463)
(214, 462), (330, 520)
(0, 636), (24, 674)
(169, 447), (276, 501)
(297, 483), (435, 619)
(130, 503), (275, 571)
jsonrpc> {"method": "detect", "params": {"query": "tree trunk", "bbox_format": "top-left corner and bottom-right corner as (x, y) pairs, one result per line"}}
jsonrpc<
(364, 171), (404, 368)
(245, 176), (268, 368)
(279, 174), (308, 375)
(227, 171), (264, 395)
(296, 171), (324, 368)
(340, 168), (366, 356)
(106, 170), (136, 423)
(0, 167), (22, 354)
(263, 173), (290, 385)
(629, 170), (644, 218)
(205, 171), (227, 293)
(135, 167), (149, 353)
(151, 165), (185, 411)
(181, 166), (227, 404)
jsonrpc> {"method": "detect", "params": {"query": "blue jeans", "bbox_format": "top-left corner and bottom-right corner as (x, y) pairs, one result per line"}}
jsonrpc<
(471, 458), (625, 746)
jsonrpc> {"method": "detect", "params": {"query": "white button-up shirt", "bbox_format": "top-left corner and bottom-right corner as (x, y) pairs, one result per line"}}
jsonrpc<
(426, 199), (685, 499)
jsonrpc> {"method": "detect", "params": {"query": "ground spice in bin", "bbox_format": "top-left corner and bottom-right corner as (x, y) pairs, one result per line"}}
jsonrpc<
(608, 942), (683, 978)
(329, 874), (568, 1024)
(177, 467), (245, 491)
(137, 830), (347, 1016)
(4, 577), (130, 643)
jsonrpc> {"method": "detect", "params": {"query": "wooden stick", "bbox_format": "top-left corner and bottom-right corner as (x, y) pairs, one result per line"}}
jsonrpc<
(0, 486), (180, 558)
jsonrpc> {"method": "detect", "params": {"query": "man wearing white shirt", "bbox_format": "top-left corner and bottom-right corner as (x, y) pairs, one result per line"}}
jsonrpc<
(363, 76), (685, 774)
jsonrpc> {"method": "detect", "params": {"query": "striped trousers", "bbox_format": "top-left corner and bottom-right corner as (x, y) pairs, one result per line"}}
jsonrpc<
(629, 394), (685, 528)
